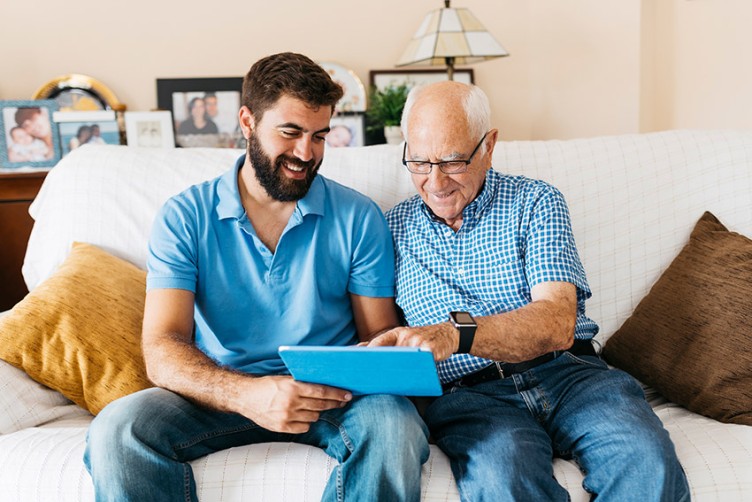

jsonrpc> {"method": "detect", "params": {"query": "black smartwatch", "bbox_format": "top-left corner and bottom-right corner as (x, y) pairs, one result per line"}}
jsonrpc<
(449, 311), (477, 354)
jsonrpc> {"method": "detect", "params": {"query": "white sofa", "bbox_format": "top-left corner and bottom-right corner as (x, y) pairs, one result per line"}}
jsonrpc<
(1, 130), (751, 501)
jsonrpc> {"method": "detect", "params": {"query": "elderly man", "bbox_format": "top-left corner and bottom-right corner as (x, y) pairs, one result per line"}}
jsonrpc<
(370, 81), (689, 501)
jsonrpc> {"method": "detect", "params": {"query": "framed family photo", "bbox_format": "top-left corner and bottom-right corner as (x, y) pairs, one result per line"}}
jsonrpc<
(156, 77), (243, 148)
(0, 100), (61, 170)
(124, 111), (176, 148)
(326, 114), (365, 148)
(369, 69), (474, 92)
(53, 110), (120, 156)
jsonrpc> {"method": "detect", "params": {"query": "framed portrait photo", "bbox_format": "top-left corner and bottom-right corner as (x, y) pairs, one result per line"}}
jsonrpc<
(156, 77), (243, 148)
(0, 100), (61, 170)
(53, 110), (120, 156)
(327, 114), (365, 148)
(124, 111), (176, 148)
(369, 69), (474, 92)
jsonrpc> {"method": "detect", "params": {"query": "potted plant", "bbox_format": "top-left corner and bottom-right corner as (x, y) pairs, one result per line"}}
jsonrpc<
(366, 84), (410, 145)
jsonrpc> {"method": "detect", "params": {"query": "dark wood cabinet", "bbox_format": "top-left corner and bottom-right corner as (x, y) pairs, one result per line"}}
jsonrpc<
(0, 171), (47, 311)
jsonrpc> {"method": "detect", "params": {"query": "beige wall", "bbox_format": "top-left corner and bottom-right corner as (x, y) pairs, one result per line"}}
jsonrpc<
(642, 0), (752, 132)
(1, 0), (750, 140)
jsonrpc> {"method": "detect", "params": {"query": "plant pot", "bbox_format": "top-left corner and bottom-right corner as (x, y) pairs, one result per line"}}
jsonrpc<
(383, 126), (404, 145)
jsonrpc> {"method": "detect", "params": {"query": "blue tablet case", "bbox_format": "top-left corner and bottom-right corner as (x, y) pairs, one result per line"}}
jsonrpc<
(278, 345), (442, 396)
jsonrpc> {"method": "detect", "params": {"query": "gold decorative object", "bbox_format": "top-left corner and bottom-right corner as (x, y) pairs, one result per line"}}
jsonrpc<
(32, 74), (123, 112)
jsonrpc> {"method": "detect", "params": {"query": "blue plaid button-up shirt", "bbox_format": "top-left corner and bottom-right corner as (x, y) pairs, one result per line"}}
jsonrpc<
(386, 169), (599, 383)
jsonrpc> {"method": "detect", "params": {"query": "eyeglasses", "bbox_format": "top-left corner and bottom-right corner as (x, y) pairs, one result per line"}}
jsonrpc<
(402, 132), (489, 175)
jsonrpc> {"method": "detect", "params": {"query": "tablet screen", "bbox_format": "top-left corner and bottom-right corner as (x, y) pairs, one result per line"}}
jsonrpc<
(278, 345), (442, 396)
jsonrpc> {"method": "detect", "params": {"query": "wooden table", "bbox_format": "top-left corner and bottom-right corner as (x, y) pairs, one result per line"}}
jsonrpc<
(0, 171), (47, 311)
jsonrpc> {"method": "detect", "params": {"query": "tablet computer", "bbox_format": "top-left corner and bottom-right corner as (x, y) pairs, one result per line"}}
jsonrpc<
(278, 345), (442, 396)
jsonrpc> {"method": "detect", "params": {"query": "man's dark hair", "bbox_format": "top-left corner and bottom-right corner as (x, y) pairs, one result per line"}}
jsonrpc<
(242, 52), (344, 122)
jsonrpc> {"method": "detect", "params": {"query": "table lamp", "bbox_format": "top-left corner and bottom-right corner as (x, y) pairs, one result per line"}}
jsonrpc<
(396, 0), (509, 81)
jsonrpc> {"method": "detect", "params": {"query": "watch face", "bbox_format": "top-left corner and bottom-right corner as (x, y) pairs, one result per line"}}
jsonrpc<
(453, 312), (474, 324)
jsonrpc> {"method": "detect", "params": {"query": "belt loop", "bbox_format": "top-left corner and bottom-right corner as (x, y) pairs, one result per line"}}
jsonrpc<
(494, 361), (505, 379)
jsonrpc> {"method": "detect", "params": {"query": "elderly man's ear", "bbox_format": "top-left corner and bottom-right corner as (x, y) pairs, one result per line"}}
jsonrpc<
(487, 129), (499, 144)
(484, 129), (500, 160)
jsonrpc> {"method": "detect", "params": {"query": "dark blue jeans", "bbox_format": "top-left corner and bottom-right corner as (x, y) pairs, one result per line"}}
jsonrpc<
(426, 352), (690, 501)
(85, 388), (429, 501)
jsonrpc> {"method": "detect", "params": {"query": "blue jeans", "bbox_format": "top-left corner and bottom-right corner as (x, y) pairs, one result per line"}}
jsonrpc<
(84, 388), (429, 501)
(426, 352), (690, 501)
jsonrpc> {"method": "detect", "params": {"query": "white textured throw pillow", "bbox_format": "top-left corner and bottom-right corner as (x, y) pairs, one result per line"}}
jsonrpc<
(0, 359), (78, 434)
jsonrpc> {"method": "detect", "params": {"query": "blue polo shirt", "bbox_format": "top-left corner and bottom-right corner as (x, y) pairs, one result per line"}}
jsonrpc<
(147, 155), (395, 375)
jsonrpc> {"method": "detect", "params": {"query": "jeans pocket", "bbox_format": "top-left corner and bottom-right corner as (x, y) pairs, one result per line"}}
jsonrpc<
(561, 351), (608, 369)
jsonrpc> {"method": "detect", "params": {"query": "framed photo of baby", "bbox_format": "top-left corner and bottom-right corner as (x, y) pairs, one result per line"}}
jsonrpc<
(0, 100), (62, 170)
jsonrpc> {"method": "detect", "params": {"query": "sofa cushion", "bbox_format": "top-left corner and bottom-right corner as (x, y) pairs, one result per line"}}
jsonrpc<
(0, 358), (80, 434)
(0, 242), (152, 415)
(603, 212), (752, 425)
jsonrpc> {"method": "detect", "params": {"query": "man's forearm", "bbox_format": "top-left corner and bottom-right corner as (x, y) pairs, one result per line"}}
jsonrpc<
(143, 332), (251, 414)
(471, 299), (575, 363)
(371, 283), (577, 362)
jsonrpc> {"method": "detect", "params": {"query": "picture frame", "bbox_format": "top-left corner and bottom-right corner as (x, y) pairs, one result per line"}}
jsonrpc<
(156, 77), (243, 148)
(0, 99), (61, 170)
(53, 110), (120, 156)
(124, 111), (176, 148)
(369, 69), (474, 92)
(327, 114), (365, 148)
(319, 62), (367, 113)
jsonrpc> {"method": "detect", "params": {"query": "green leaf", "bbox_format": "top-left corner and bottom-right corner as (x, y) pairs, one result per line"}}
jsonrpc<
(365, 84), (410, 132)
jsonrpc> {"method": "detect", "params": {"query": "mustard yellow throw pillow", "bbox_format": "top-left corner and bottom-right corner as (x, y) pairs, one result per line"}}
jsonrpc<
(0, 242), (152, 415)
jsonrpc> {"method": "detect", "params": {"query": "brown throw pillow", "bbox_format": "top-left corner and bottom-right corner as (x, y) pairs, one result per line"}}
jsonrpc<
(0, 242), (152, 415)
(603, 212), (752, 425)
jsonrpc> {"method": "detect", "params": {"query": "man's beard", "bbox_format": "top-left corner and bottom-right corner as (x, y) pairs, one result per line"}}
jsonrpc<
(247, 133), (320, 202)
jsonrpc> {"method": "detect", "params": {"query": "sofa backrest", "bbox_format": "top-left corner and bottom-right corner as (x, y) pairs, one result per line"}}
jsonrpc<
(495, 130), (751, 341)
(24, 130), (752, 341)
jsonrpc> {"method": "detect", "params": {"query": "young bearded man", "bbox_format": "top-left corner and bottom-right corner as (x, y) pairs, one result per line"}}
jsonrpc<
(84, 52), (429, 502)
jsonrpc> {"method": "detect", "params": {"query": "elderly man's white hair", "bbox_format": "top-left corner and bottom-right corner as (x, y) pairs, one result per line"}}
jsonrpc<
(400, 82), (492, 154)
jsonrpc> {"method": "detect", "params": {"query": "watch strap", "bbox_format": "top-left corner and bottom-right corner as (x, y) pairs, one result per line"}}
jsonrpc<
(456, 325), (475, 353)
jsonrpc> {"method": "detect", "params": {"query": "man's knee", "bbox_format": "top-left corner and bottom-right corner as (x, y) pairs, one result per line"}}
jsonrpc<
(615, 424), (683, 478)
(87, 388), (176, 455)
(351, 395), (429, 456)
(367, 395), (425, 431)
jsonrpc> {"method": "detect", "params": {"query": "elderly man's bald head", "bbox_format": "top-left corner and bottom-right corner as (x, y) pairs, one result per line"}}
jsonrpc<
(401, 81), (491, 148)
